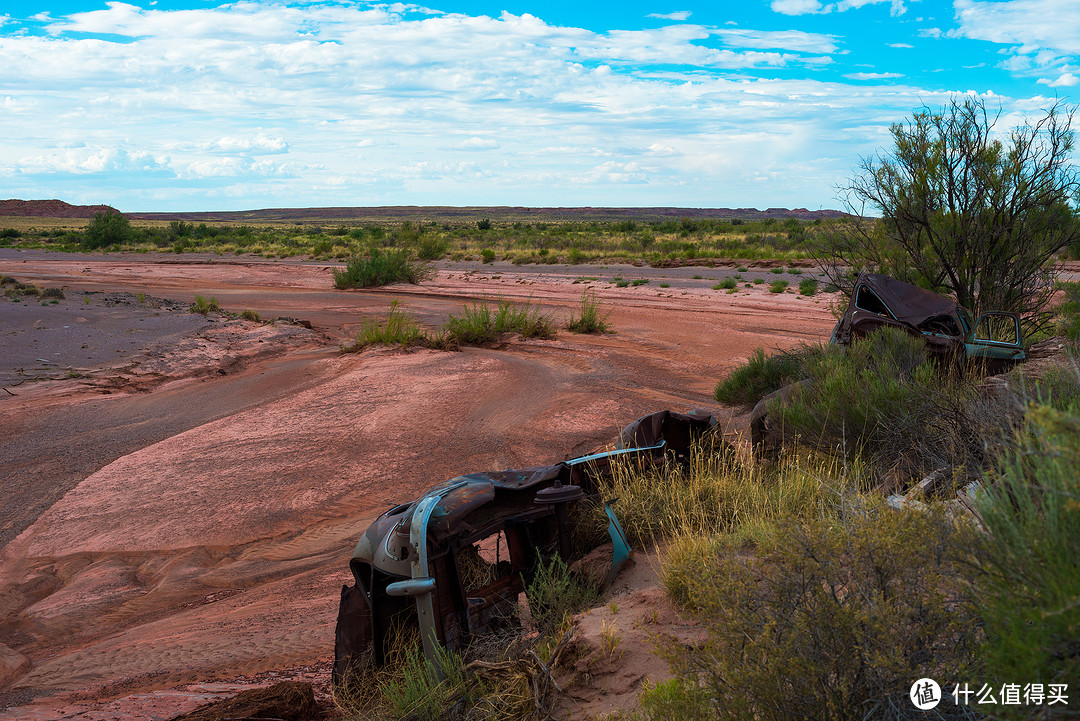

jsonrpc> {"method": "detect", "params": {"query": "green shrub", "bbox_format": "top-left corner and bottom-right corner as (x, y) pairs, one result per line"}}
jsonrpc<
(769, 280), (789, 293)
(1056, 280), (1080, 341)
(525, 554), (600, 636)
(972, 404), (1080, 713)
(344, 311), (423, 351)
(240, 309), (260, 322)
(566, 291), (612, 334)
(713, 277), (737, 290)
(798, 278), (818, 296)
(768, 327), (1018, 482)
(443, 300), (556, 345)
(637, 677), (713, 721)
(0, 228), (21, 239)
(40, 287), (65, 299)
(659, 506), (982, 721)
(737, 266), (748, 272)
(631, 278), (649, 287)
(333, 247), (433, 289)
(714, 345), (819, 407)
(417, 236), (450, 260)
(82, 211), (132, 250)
(753, 278), (764, 285)
(770, 267), (784, 274)
(615, 280), (630, 288)
(0, 275), (15, 285)
(480, 248), (495, 264)
(190, 295), (219, 314)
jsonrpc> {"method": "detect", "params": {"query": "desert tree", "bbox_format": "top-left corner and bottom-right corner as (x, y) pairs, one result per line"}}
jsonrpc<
(820, 96), (1080, 329)
(82, 210), (133, 250)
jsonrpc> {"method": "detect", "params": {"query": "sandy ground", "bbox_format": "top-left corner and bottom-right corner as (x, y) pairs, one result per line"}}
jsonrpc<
(0, 250), (837, 718)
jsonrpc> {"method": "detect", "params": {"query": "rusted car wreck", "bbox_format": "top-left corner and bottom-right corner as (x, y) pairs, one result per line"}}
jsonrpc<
(333, 410), (714, 682)
(751, 273), (1026, 452)
(830, 272), (1025, 371)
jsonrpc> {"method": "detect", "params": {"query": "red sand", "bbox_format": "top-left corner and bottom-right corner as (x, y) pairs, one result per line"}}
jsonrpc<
(0, 253), (836, 718)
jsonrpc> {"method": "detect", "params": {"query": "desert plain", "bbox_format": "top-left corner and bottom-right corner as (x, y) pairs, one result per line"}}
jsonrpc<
(0, 248), (838, 719)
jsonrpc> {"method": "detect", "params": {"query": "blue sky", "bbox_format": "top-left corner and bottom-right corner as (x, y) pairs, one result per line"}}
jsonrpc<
(1, 1), (1077, 212)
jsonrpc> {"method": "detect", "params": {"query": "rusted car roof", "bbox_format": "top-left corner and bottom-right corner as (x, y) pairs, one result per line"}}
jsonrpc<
(852, 273), (959, 326)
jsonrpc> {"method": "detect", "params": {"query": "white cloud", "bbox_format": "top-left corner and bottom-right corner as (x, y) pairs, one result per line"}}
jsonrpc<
(954, 0), (1080, 74)
(771, 0), (828, 14)
(772, 0), (906, 16)
(1038, 72), (1079, 87)
(888, 43), (913, 48)
(646, 143), (679, 156)
(845, 71), (904, 79)
(456, 137), (499, 150)
(713, 28), (838, 54)
(209, 135), (289, 154)
(648, 11), (692, 21)
(17, 148), (169, 175)
(181, 157), (291, 179)
(954, 0), (1080, 54)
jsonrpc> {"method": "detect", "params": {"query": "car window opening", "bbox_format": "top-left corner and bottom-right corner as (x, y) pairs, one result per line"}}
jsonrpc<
(854, 284), (894, 318)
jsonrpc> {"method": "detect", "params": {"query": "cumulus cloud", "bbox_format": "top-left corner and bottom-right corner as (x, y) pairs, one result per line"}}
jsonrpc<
(209, 135), (290, 154)
(772, 0), (906, 16)
(844, 71), (904, 79)
(456, 137), (500, 150)
(954, 0), (1080, 75)
(17, 148), (169, 175)
(1038, 72), (1079, 87)
(180, 157), (291, 179)
(648, 11), (692, 21)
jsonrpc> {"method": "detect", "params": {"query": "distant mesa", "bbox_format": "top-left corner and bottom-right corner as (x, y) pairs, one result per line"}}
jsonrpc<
(0, 199), (121, 218)
(2, 200), (849, 222)
(126, 205), (850, 223)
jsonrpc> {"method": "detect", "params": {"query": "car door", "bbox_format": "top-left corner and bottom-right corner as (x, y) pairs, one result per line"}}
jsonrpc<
(965, 311), (1025, 372)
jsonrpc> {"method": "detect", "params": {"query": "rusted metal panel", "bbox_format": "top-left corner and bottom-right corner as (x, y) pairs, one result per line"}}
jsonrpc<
(332, 409), (716, 682)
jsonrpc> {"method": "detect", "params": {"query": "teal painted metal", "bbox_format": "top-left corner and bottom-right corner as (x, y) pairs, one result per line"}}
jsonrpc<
(408, 493), (444, 672)
(604, 499), (633, 586)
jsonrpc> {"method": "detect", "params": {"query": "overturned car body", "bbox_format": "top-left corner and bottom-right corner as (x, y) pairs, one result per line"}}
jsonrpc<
(333, 409), (715, 682)
(830, 273), (1025, 371)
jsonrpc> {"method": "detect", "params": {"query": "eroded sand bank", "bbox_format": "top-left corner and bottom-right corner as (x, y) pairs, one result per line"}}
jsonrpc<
(0, 252), (836, 718)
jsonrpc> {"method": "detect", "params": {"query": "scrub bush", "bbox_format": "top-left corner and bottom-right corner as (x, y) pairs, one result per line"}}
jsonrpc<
(333, 248), (433, 289)
(656, 506), (983, 721)
(713, 345), (821, 408)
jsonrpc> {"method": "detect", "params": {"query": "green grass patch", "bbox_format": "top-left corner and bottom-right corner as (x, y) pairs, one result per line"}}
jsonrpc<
(190, 295), (219, 314)
(713, 345), (819, 407)
(566, 291), (613, 334)
(444, 300), (557, 345)
(768, 280), (789, 293)
(797, 278), (818, 296)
